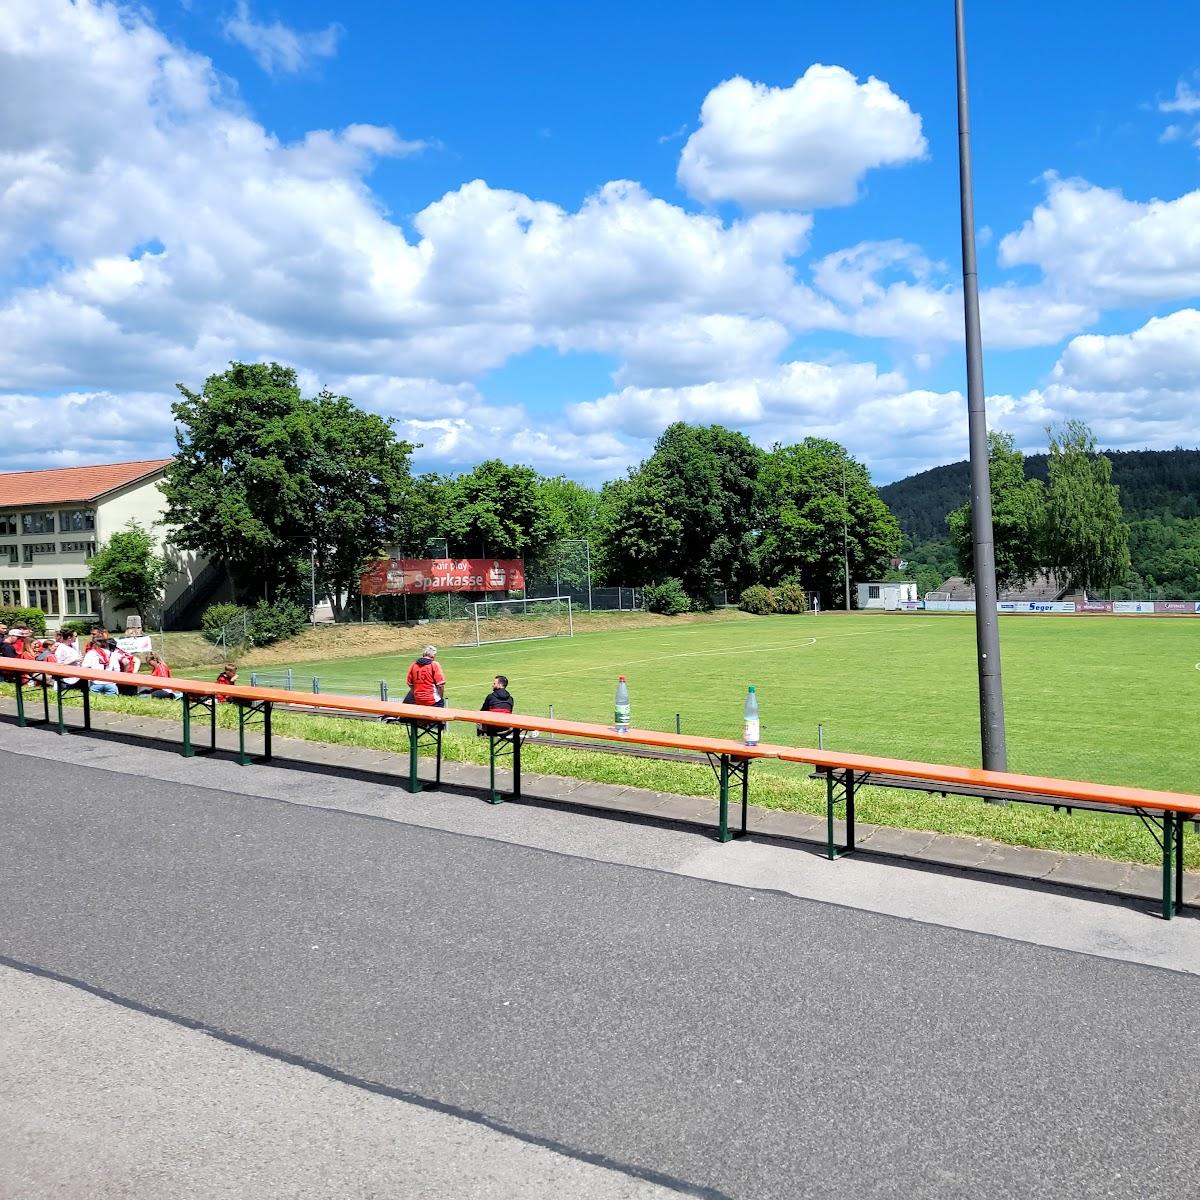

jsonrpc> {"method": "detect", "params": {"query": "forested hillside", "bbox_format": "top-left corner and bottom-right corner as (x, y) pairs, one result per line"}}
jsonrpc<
(880, 448), (1200, 542)
(880, 448), (1200, 598)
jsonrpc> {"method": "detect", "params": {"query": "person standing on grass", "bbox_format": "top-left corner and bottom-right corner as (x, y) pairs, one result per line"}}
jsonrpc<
(405, 645), (446, 708)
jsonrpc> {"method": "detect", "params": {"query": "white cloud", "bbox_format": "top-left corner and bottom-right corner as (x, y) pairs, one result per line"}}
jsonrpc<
(1159, 80), (1200, 114)
(223, 1), (341, 76)
(988, 309), (1200, 456)
(999, 175), (1200, 304)
(811, 241), (1096, 349)
(678, 66), (926, 210)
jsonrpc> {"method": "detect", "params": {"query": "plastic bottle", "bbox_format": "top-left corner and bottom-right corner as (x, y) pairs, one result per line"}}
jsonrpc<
(743, 685), (760, 746)
(614, 675), (630, 733)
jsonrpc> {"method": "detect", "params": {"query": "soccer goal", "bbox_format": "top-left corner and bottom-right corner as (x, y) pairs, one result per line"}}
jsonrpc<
(466, 596), (575, 647)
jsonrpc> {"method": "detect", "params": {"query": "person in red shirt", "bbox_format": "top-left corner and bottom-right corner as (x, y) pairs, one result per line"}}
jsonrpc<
(215, 663), (238, 703)
(404, 645), (446, 707)
(143, 653), (182, 700)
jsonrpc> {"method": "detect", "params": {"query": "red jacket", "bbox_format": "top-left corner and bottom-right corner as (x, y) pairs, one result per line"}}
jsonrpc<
(406, 656), (445, 705)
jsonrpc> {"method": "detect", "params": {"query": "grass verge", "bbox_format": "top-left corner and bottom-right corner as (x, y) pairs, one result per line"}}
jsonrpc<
(3, 682), (1192, 869)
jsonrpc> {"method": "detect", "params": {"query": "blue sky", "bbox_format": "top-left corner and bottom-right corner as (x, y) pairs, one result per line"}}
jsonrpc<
(2, 0), (1199, 483)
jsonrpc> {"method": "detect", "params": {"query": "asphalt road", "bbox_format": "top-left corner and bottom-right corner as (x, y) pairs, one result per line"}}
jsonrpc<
(2, 746), (1197, 1199)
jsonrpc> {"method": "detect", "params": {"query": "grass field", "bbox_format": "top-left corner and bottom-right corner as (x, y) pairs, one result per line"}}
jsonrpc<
(268, 610), (1197, 794)
(7, 611), (1196, 865)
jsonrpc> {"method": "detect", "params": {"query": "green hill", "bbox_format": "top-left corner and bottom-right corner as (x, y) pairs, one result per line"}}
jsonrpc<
(880, 447), (1200, 543)
(879, 447), (1200, 599)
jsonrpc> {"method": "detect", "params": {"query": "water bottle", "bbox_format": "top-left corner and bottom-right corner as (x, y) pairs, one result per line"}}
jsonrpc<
(614, 676), (630, 733)
(743, 685), (760, 746)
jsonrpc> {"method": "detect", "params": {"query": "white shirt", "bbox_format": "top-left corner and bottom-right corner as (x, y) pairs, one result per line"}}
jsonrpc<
(81, 647), (111, 672)
(54, 641), (82, 684)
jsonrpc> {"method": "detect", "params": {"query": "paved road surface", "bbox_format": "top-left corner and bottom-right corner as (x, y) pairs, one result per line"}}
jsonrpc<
(2, 744), (1198, 1198)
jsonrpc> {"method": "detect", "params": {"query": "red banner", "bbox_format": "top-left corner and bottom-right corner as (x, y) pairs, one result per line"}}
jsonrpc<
(360, 557), (525, 595)
(1076, 601), (1113, 614)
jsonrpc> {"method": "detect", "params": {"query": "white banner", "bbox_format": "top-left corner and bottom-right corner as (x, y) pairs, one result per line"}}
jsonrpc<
(1112, 601), (1154, 614)
(116, 635), (153, 653)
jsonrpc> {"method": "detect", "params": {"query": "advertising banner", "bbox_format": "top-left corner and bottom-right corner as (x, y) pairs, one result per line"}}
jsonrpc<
(360, 557), (525, 595)
(997, 601), (1077, 614)
(1113, 600), (1155, 614)
(1154, 600), (1195, 613)
(1076, 601), (1113, 614)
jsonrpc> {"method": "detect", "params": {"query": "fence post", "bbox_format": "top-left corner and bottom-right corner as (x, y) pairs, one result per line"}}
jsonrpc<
(287, 669), (293, 690)
(676, 713), (681, 735)
(312, 677), (320, 694)
(250, 672), (258, 687)
(380, 680), (388, 701)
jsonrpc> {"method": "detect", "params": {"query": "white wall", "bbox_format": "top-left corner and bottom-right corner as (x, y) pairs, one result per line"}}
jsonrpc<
(856, 582), (917, 610)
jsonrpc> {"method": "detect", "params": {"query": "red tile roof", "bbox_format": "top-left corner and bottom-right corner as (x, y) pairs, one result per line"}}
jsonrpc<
(0, 459), (173, 508)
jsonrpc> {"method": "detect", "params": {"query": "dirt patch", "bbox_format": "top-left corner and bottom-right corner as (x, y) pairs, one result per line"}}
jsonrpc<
(165, 607), (751, 669)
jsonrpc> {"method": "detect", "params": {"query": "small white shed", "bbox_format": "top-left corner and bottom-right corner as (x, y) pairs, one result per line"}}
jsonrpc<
(856, 581), (918, 610)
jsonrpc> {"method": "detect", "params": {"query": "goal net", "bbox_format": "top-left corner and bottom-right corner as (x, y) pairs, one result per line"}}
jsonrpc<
(465, 596), (575, 647)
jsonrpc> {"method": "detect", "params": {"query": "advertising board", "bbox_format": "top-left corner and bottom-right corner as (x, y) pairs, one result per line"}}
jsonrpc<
(360, 557), (526, 595)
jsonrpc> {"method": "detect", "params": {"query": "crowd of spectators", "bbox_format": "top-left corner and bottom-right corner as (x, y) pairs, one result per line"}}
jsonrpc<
(0, 622), (184, 699)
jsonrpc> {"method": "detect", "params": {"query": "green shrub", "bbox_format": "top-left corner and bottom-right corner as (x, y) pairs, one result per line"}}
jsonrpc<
(0, 606), (47, 634)
(202, 602), (247, 644)
(247, 599), (308, 646)
(774, 582), (809, 614)
(642, 578), (691, 615)
(738, 585), (776, 615)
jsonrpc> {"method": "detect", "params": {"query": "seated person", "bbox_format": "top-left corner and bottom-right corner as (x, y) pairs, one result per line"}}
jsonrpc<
(404, 645), (446, 708)
(81, 636), (118, 695)
(215, 663), (238, 703)
(477, 674), (514, 736)
(141, 653), (182, 700)
(108, 639), (140, 696)
(53, 631), (83, 690)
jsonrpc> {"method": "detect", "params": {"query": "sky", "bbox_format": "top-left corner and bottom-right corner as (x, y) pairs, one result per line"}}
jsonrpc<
(2, 1), (1199, 486)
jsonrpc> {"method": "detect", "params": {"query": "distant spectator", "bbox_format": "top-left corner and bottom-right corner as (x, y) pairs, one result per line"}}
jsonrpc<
(0, 634), (17, 659)
(404, 645), (446, 708)
(142, 652), (182, 700)
(53, 631), (82, 690)
(107, 638), (140, 696)
(81, 636), (118, 695)
(215, 663), (238, 703)
(476, 674), (514, 737)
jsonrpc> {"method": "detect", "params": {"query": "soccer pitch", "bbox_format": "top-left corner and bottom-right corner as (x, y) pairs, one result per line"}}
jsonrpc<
(268, 612), (1197, 795)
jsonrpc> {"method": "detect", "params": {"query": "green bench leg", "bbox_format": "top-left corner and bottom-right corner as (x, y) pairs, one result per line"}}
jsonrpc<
(512, 731), (521, 800)
(55, 684), (66, 735)
(407, 721), (422, 793)
(487, 732), (502, 803)
(237, 702), (249, 765)
(182, 696), (193, 757)
(14, 679), (25, 727)
(81, 684), (91, 731)
(262, 702), (273, 762)
(717, 755), (731, 843)
(41, 676), (50, 724)
(826, 769), (857, 860)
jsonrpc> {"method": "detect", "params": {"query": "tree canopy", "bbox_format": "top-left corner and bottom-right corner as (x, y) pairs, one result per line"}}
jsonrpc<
(597, 423), (762, 600)
(948, 431), (1046, 589)
(1043, 420), (1130, 594)
(163, 362), (413, 615)
(87, 522), (174, 619)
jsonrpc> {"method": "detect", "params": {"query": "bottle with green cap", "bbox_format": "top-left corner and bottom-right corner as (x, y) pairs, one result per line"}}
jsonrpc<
(743, 685), (759, 746)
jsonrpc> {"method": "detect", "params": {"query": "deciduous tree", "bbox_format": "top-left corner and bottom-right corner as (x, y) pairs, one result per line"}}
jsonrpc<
(947, 431), (1046, 590)
(87, 522), (174, 620)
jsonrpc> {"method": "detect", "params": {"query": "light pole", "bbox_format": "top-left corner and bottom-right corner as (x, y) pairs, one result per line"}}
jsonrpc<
(841, 461), (851, 612)
(955, 0), (1007, 770)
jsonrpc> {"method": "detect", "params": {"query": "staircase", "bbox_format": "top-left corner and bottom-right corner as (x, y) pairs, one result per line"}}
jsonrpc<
(162, 560), (228, 630)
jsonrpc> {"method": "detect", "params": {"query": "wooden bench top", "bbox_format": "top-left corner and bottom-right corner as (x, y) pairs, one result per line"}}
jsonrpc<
(4, 658), (1199, 815)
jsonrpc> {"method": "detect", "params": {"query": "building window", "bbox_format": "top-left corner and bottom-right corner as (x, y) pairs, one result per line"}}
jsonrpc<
(21, 512), (55, 535)
(58, 509), (96, 533)
(1, 545), (16, 566)
(22, 542), (55, 563)
(64, 578), (101, 617)
(0, 579), (19, 607)
(0, 514), (16, 536)
(26, 578), (60, 614)
(61, 541), (96, 556)
(868, 585), (881, 600)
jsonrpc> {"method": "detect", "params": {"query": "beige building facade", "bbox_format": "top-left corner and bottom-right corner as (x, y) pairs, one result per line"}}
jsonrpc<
(0, 459), (216, 629)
